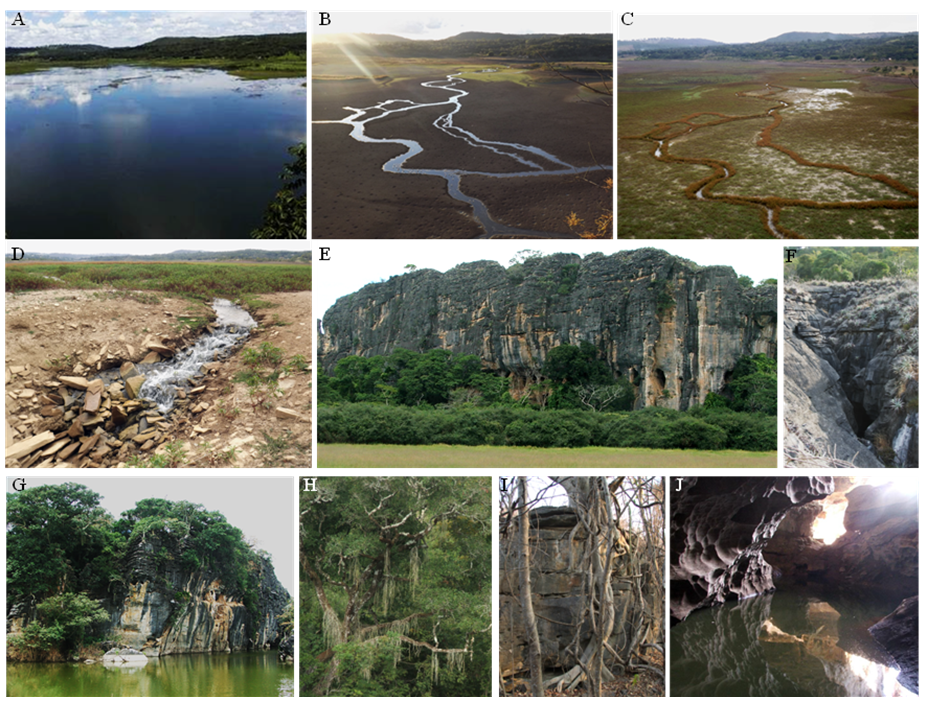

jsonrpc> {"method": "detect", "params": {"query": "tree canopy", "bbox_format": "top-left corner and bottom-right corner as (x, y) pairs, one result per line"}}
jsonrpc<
(300, 477), (491, 697)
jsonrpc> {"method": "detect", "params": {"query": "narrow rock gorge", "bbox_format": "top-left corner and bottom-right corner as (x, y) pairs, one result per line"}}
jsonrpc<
(784, 279), (918, 468)
(320, 249), (775, 409)
(671, 476), (918, 696)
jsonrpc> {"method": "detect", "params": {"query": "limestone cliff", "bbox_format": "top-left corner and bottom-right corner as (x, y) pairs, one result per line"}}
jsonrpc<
(785, 279), (918, 468)
(320, 249), (776, 410)
(105, 533), (289, 656)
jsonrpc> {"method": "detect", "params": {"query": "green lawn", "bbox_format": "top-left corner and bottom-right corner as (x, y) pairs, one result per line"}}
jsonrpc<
(319, 443), (776, 468)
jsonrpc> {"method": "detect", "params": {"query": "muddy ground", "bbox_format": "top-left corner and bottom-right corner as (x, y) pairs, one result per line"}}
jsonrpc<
(5, 289), (311, 468)
(312, 61), (612, 238)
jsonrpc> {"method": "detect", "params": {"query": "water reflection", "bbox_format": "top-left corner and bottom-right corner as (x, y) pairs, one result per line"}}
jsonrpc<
(6, 651), (293, 697)
(671, 589), (913, 697)
(6, 66), (306, 238)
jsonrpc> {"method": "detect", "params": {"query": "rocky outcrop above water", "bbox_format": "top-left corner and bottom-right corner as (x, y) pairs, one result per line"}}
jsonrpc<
(320, 249), (776, 409)
(869, 597), (918, 694)
(670, 477), (833, 622)
(105, 533), (289, 655)
(784, 280), (918, 468)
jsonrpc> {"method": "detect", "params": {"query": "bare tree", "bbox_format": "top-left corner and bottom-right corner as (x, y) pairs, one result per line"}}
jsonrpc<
(518, 477), (544, 696)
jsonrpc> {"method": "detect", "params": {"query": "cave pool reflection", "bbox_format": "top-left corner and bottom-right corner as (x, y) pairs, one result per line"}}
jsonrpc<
(6, 651), (294, 697)
(670, 588), (914, 697)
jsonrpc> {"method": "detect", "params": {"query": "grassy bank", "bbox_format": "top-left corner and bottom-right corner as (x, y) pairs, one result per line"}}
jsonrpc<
(6, 261), (311, 299)
(6, 54), (306, 79)
(319, 443), (777, 468)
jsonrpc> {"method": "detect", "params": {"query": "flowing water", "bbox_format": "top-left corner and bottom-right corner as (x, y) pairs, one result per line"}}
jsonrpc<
(315, 72), (611, 238)
(671, 588), (914, 697)
(6, 651), (293, 697)
(137, 299), (256, 413)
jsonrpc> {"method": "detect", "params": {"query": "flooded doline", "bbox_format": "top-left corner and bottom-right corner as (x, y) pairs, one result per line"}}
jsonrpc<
(671, 589), (915, 697)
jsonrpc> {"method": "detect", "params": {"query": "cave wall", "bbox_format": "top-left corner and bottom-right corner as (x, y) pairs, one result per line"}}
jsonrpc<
(785, 280), (918, 468)
(765, 481), (918, 600)
(670, 477), (833, 622)
(320, 249), (776, 410)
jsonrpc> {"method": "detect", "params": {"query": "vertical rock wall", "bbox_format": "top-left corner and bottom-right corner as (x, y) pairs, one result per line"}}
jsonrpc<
(320, 249), (776, 410)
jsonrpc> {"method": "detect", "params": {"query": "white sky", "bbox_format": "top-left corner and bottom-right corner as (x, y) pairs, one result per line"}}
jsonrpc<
(7, 240), (311, 258)
(314, 12), (610, 40)
(5, 11), (306, 48)
(5, 477), (294, 595)
(618, 15), (917, 44)
(315, 241), (781, 318)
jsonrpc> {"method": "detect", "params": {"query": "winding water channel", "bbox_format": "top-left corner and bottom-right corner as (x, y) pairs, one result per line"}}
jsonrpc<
(316, 72), (612, 238)
(137, 299), (256, 412)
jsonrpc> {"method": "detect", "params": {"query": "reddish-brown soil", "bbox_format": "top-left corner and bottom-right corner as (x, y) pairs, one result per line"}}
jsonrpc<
(6, 289), (311, 468)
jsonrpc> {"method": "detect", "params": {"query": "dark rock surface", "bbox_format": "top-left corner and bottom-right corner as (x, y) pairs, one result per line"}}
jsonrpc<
(670, 477), (833, 622)
(320, 249), (776, 410)
(104, 532), (289, 655)
(500, 507), (653, 676)
(870, 596), (918, 694)
(785, 280), (918, 467)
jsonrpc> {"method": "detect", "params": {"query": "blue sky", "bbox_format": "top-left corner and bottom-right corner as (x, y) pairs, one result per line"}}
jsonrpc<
(5, 11), (306, 48)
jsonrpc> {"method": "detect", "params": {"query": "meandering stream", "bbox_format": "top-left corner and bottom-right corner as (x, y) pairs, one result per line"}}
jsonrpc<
(315, 72), (612, 238)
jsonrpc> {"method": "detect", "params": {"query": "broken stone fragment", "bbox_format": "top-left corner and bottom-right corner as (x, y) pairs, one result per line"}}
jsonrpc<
(275, 407), (308, 422)
(120, 362), (139, 379)
(83, 379), (104, 413)
(40, 405), (63, 417)
(140, 352), (160, 365)
(59, 376), (91, 390)
(119, 424), (139, 441)
(148, 343), (174, 356)
(6, 430), (56, 460)
(41, 438), (71, 457)
(125, 375), (146, 400)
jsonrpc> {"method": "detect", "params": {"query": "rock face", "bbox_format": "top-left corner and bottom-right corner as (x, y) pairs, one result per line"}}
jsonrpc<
(103, 533), (289, 655)
(869, 597), (918, 694)
(499, 507), (657, 676)
(320, 249), (776, 410)
(785, 280), (918, 468)
(670, 477), (833, 622)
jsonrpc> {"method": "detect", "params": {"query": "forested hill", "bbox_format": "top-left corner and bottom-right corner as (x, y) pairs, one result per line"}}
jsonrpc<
(6, 32), (305, 63)
(619, 31), (916, 61)
(314, 32), (612, 61)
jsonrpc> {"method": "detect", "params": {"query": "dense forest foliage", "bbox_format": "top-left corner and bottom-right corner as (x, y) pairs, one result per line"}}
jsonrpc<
(619, 32), (917, 62)
(787, 247), (918, 283)
(314, 32), (611, 61)
(301, 477), (491, 696)
(7, 32), (306, 63)
(6, 484), (274, 660)
(318, 346), (776, 451)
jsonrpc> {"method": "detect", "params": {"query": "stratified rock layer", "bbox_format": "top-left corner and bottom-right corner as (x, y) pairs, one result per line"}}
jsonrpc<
(670, 477), (833, 622)
(105, 533), (288, 655)
(785, 280), (918, 468)
(320, 249), (776, 410)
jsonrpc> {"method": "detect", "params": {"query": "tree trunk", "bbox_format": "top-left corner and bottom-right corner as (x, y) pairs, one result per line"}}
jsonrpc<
(518, 477), (544, 697)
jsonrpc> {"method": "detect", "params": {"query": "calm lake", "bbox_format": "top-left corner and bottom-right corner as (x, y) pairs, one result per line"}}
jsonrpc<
(6, 66), (306, 238)
(671, 588), (914, 697)
(6, 651), (294, 697)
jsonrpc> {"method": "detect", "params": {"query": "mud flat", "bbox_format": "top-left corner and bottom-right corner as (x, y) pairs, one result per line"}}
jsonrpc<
(313, 61), (612, 238)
